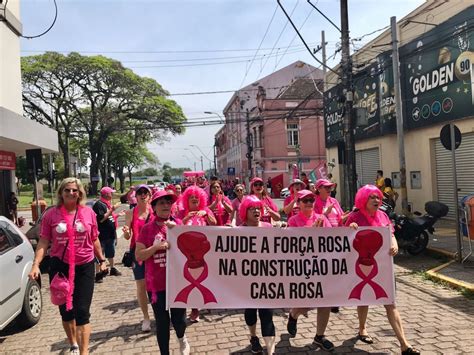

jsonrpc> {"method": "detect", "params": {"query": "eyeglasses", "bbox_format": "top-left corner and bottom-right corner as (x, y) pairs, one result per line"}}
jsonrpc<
(253, 183), (263, 187)
(369, 195), (381, 200)
(64, 188), (78, 193)
(300, 198), (315, 204)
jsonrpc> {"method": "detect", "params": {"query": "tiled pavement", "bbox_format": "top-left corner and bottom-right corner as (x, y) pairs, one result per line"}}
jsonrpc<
(1, 234), (473, 354)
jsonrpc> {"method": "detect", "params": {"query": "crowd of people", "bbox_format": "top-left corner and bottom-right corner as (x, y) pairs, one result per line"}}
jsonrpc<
(27, 173), (419, 355)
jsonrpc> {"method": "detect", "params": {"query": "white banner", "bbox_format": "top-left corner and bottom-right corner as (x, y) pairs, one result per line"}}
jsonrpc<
(166, 226), (395, 309)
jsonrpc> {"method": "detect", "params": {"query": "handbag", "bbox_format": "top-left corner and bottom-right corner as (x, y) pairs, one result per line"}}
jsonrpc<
(122, 250), (133, 268)
(50, 209), (77, 306)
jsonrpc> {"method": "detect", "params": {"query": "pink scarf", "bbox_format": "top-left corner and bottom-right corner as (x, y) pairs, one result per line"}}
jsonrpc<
(59, 205), (82, 311)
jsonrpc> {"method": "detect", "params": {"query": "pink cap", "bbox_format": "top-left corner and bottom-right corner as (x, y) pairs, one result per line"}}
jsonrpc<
(151, 190), (178, 205)
(100, 186), (116, 195)
(315, 179), (336, 190)
(134, 184), (151, 193)
(297, 189), (316, 201)
(250, 177), (264, 187)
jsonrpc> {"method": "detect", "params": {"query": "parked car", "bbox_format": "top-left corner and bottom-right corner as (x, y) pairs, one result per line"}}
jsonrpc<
(25, 206), (54, 273)
(0, 217), (42, 331)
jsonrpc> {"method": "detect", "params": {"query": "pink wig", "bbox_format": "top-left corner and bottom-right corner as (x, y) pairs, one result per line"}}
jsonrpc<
(182, 185), (207, 213)
(239, 195), (264, 224)
(354, 184), (384, 225)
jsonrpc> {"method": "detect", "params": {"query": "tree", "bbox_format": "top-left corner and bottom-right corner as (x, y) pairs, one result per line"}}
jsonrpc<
(22, 52), (186, 193)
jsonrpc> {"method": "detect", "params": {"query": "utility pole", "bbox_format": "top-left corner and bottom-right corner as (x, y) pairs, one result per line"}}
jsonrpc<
(340, 0), (356, 208)
(246, 108), (253, 179)
(213, 139), (217, 176)
(391, 16), (408, 214)
(200, 156), (204, 171)
(321, 30), (327, 91)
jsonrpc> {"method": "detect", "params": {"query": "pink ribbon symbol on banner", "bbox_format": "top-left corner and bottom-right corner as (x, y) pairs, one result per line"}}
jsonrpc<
(175, 261), (217, 304)
(349, 229), (388, 300)
(174, 231), (217, 304)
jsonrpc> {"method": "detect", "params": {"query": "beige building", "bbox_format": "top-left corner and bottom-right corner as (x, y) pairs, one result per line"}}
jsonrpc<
(325, 1), (474, 218)
(0, 1), (58, 217)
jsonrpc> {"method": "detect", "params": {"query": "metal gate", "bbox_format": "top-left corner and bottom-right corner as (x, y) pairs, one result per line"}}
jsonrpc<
(356, 148), (380, 186)
(435, 132), (474, 219)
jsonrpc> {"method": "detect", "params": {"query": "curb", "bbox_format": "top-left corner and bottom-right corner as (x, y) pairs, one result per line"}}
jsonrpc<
(425, 260), (474, 292)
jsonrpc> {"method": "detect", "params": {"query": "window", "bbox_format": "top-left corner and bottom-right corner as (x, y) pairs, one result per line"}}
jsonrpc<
(287, 123), (299, 147)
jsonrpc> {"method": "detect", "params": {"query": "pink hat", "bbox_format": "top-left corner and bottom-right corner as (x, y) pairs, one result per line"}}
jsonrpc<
(134, 184), (151, 193)
(151, 190), (178, 206)
(297, 189), (316, 201)
(315, 179), (336, 190)
(250, 177), (264, 187)
(289, 179), (306, 189)
(100, 186), (116, 195)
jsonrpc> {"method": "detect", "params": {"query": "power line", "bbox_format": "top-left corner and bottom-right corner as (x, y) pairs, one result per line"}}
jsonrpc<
(21, 0), (58, 39)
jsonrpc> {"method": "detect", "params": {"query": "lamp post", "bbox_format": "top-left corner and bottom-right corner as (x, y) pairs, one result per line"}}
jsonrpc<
(204, 111), (224, 124)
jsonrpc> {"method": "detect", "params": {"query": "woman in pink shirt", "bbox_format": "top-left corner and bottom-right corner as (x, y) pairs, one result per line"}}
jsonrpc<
(135, 190), (190, 355)
(286, 190), (335, 351)
(239, 195), (275, 354)
(282, 179), (306, 219)
(230, 184), (246, 226)
(122, 184), (153, 332)
(29, 177), (107, 355)
(207, 180), (233, 226)
(314, 178), (347, 227)
(249, 177), (280, 224)
(345, 185), (419, 355)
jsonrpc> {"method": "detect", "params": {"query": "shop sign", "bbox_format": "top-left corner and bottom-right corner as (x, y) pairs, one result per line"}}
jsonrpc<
(0, 150), (16, 170)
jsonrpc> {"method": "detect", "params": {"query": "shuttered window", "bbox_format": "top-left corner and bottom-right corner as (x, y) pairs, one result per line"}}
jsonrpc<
(434, 133), (474, 219)
(356, 148), (381, 186)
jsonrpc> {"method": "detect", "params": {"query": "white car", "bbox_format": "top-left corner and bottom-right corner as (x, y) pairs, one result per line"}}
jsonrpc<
(0, 217), (42, 331)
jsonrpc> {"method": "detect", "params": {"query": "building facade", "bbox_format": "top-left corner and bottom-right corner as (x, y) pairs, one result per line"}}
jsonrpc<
(0, 1), (58, 217)
(325, 2), (474, 217)
(219, 61), (326, 188)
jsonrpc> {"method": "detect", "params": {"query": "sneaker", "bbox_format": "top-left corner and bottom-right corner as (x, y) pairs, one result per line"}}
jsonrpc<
(95, 273), (103, 283)
(287, 314), (298, 337)
(110, 267), (122, 276)
(141, 319), (151, 332)
(178, 336), (190, 355)
(402, 347), (421, 355)
(69, 344), (80, 355)
(313, 335), (335, 351)
(189, 308), (200, 322)
(250, 336), (263, 354)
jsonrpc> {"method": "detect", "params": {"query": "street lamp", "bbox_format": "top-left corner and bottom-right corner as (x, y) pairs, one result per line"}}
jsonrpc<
(204, 111), (224, 124)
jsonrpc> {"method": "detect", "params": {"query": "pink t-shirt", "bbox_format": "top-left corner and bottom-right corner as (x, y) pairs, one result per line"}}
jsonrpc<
(232, 197), (243, 226)
(345, 210), (394, 234)
(40, 206), (98, 265)
(130, 206), (153, 250)
(314, 196), (344, 227)
(288, 211), (332, 227)
(177, 207), (216, 226)
(209, 196), (232, 226)
(137, 218), (182, 292)
(253, 195), (278, 223)
(284, 195), (300, 219)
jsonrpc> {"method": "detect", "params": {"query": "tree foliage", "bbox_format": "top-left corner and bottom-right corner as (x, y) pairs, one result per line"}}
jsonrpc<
(22, 52), (186, 194)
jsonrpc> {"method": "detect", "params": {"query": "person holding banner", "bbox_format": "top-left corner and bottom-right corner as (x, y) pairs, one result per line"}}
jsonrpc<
(135, 190), (190, 355)
(249, 177), (280, 224)
(282, 179), (306, 219)
(178, 185), (217, 322)
(208, 180), (233, 226)
(122, 184), (153, 332)
(286, 189), (335, 352)
(239, 195), (276, 354)
(230, 184), (246, 226)
(345, 185), (420, 355)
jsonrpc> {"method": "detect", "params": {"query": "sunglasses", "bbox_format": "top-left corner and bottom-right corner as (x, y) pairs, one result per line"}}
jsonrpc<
(300, 198), (315, 204)
(156, 197), (174, 204)
(64, 188), (78, 193)
(253, 183), (264, 187)
(136, 189), (150, 195)
(236, 189), (244, 192)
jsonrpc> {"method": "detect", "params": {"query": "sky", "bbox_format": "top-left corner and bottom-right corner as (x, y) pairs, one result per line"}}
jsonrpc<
(20, 0), (425, 169)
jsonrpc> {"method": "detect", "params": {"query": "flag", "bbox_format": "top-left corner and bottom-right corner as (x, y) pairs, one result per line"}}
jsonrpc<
(309, 170), (317, 182)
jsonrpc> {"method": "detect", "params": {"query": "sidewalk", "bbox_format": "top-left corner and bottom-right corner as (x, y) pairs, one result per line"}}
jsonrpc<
(426, 219), (474, 291)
